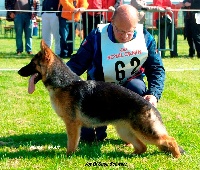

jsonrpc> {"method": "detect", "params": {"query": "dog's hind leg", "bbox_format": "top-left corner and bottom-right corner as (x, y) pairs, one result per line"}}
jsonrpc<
(64, 119), (82, 154)
(156, 135), (181, 158)
(134, 127), (181, 158)
(132, 127), (181, 158)
(130, 108), (182, 158)
(115, 123), (147, 155)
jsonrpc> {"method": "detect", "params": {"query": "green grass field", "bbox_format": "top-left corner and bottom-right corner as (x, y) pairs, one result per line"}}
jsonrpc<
(0, 36), (200, 169)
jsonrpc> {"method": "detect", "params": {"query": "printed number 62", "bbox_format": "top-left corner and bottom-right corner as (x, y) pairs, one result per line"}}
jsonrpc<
(115, 57), (140, 81)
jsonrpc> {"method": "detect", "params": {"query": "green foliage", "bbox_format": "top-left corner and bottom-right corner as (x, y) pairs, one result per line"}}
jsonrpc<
(0, 36), (199, 169)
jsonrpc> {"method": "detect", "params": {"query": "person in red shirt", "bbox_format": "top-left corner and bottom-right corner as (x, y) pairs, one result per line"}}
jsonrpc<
(82, 0), (121, 39)
(104, 0), (122, 22)
(153, 0), (181, 57)
(82, 0), (105, 39)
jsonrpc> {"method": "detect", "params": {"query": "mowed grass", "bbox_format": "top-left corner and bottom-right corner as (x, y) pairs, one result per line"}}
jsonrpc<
(0, 36), (199, 169)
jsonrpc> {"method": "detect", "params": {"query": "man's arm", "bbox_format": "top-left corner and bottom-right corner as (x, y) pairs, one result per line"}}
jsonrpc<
(5, 0), (15, 10)
(130, 0), (146, 10)
(67, 29), (99, 76)
(142, 29), (165, 101)
(114, 0), (122, 9)
(5, 0), (16, 20)
(131, 0), (164, 12)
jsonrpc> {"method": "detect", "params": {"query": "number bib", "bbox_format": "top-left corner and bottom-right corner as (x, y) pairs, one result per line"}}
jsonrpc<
(99, 24), (148, 85)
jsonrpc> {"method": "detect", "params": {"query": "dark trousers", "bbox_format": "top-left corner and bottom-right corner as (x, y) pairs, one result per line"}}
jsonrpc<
(59, 17), (77, 57)
(191, 14), (200, 57)
(82, 12), (103, 39)
(159, 23), (178, 57)
(14, 13), (33, 53)
(184, 18), (195, 56)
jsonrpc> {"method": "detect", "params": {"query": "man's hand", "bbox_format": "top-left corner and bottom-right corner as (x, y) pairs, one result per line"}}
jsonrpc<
(143, 95), (157, 108)
(165, 7), (172, 12)
(184, 2), (191, 7)
(9, 12), (15, 19)
(108, 6), (115, 12)
(73, 7), (85, 14)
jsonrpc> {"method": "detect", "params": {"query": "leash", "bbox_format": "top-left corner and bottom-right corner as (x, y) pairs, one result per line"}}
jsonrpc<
(126, 67), (145, 82)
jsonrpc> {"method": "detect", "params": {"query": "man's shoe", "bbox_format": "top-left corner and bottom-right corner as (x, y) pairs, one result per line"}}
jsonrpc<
(27, 51), (33, 55)
(170, 54), (178, 58)
(189, 51), (195, 58)
(17, 52), (22, 55)
(189, 54), (194, 58)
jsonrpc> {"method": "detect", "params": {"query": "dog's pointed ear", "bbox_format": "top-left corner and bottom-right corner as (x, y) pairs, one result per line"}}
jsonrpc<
(40, 39), (52, 62)
(40, 39), (47, 49)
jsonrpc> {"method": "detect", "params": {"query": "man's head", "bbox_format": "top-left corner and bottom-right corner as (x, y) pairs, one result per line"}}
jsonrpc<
(111, 4), (139, 43)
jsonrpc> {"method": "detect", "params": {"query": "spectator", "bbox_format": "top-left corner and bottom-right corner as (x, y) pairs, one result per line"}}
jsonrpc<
(130, 0), (164, 24)
(181, 0), (195, 57)
(58, 0), (88, 58)
(82, 0), (105, 39)
(82, 0), (121, 39)
(104, 0), (122, 23)
(67, 4), (165, 142)
(182, 0), (200, 58)
(153, 0), (180, 58)
(5, 0), (40, 55)
(41, 0), (60, 56)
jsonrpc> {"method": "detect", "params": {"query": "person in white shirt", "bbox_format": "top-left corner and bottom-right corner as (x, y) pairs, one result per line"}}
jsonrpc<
(41, 0), (60, 56)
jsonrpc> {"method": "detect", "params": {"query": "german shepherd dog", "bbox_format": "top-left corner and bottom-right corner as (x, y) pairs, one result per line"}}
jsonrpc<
(18, 40), (184, 158)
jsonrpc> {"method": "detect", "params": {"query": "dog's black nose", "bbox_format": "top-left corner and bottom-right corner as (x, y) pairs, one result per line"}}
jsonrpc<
(18, 67), (28, 77)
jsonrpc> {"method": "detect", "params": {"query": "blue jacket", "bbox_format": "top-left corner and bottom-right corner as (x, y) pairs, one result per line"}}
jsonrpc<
(67, 24), (165, 100)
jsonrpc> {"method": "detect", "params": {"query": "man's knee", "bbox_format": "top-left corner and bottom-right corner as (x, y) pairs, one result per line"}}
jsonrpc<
(123, 78), (146, 96)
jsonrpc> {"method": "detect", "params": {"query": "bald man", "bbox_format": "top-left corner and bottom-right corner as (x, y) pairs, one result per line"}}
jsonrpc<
(67, 4), (165, 142)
